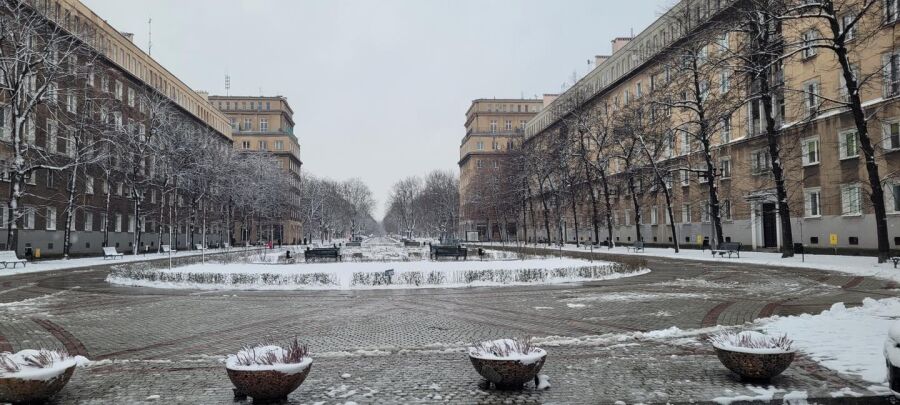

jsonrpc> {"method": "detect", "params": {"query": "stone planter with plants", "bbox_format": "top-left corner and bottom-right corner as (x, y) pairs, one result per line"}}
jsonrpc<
(225, 337), (313, 402)
(0, 349), (88, 403)
(468, 338), (548, 390)
(885, 320), (900, 398)
(709, 331), (795, 382)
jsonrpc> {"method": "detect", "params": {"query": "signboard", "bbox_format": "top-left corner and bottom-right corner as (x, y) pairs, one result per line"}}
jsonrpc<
(697, 235), (704, 245)
(829, 233), (838, 246)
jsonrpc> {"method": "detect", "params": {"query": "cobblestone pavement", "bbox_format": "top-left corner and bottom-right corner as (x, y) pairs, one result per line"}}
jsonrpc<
(0, 247), (898, 404)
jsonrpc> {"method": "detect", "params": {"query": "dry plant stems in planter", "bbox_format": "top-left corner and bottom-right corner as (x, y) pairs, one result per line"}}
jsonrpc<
(0, 349), (88, 404)
(468, 338), (547, 390)
(225, 337), (312, 402)
(709, 331), (795, 382)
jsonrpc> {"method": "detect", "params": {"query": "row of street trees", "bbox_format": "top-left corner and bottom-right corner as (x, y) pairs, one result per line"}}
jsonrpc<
(0, 1), (294, 256)
(464, 0), (898, 262)
(383, 170), (459, 241)
(298, 175), (377, 243)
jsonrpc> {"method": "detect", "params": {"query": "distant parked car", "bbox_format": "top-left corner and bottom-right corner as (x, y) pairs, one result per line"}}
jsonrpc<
(886, 320), (900, 398)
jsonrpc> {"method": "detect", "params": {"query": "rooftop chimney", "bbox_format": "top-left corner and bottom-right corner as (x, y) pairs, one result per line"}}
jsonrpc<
(611, 37), (632, 54)
(543, 94), (559, 107)
(120, 32), (134, 42)
(195, 90), (209, 101)
(595, 55), (610, 67)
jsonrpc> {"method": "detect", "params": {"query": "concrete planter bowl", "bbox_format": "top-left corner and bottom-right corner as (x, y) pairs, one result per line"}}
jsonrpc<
(468, 349), (547, 390)
(0, 364), (76, 404)
(713, 347), (795, 382)
(226, 360), (312, 402)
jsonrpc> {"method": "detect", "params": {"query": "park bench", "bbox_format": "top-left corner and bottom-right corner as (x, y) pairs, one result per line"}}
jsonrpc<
(0, 251), (26, 268)
(430, 245), (467, 261)
(102, 246), (124, 260)
(304, 247), (341, 262)
(161, 245), (176, 254)
(403, 240), (421, 247)
(194, 244), (206, 251)
(345, 241), (362, 247)
(625, 241), (645, 253)
(711, 242), (742, 259)
(891, 257), (900, 268)
(222, 242), (230, 250)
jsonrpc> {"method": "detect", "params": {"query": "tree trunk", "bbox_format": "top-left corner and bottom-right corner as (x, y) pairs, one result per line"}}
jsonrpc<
(599, 168), (615, 248)
(62, 164), (79, 259)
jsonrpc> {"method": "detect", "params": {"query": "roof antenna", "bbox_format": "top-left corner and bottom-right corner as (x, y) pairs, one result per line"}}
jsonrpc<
(147, 18), (152, 55)
(225, 73), (231, 96)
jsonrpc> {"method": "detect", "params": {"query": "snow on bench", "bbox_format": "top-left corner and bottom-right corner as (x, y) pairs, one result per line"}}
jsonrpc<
(711, 242), (742, 259)
(0, 251), (25, 268)
(194, 244), (206, 251)
(102, 247), (124, 260)
(161, 245), (176, 253)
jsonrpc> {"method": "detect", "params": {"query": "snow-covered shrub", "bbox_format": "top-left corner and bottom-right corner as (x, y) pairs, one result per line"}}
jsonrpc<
(225, 337), (312, 375)
(0, 349), (87, 379)
(397, 271), (423, 286)
(709, 331), (794, 354)
(426, 271), (446, 285)
(468, 338), (547, 364)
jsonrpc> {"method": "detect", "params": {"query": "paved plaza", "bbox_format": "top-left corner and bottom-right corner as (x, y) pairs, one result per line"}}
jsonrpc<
(0, 247), (898, 404)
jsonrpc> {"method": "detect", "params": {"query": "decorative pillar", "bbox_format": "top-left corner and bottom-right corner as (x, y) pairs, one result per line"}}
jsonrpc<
(750, 202), (757, 251)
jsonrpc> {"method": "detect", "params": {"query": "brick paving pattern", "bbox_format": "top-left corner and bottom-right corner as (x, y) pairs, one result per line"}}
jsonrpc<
(0, 246), (897, 404)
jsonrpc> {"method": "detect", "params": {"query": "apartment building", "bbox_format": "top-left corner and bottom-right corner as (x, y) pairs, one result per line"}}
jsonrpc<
(459, 98), (544, 241)
(524, 0), (900, 253)
(209, 96), (303, 245)
(0, 0), (233, 257)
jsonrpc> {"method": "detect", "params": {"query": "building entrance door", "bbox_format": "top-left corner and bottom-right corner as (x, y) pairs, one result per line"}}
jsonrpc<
(762, 203), (777, 248)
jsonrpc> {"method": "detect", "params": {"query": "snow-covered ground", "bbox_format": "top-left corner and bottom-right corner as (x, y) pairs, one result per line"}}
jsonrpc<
(763, 297), (900, 384)
(0, 246), (274, 278)
(484, 243), (900, 283)
(106, 257), (648, 290)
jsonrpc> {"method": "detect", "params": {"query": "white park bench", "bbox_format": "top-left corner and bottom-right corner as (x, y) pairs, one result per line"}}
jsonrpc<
(102, 246), (124, 260)
(625, 241), (645, 253)
(161, 245), (176, 254)
(223, 242), (230, 250)
(0, 251), (26, 268)
(194, 243), (206, 251)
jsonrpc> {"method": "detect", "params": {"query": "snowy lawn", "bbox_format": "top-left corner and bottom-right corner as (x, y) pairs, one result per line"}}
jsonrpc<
(485, 243), (900, 283)
(0, 246), (275, 278)
(762, 297), (900, 384)
(106, 257), (649, 290)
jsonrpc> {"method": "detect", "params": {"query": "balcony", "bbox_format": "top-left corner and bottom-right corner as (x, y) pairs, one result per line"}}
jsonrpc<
(464, 129), (526, 138)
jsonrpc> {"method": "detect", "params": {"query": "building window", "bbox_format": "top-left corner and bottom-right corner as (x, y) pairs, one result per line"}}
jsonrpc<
(680, 170), (690, 186)
(492, 161), (499, 169)
(230, 118), (236, 129)
(476, 141), (484, 151)
(46, 170), (54, 189)
(722, 200), (732, 221)
(127, 88), (135, 107)
(490, 121), (497, 133)
(260, 119), (268, 132)
(841, 184), (862, 216)
(884, 120), (900, 150)
(258, 141), (267, 150)
(841, 14), (857, 41)
(476, 160), (483, 168)
(84, 212), (93, 232)
(115, 213), (122, 232)
(719, 157), (731, 178)
(805, 188), (821, 217)
(803, 80), (820, 116)
(650, 206), (658, 225)
(242, 141), (250, 149)
(85, 175), (94, 194)
(115, 80), (123, 100)
(888, 0), (899, 23)
(801, 136), (820, 166)
(681, 204), (692, 223)
(679, 130), (690, 155)
(117, 182), (124, 196)
(751, 149), (771, 174)
(275, 140), (284, 150)
(802, 30), (818, 59)
(885, 53), (900, 97)
(839, 129), (859, 159)
(23, 207), (34, 229)
(46, 207), (56, 230)
(128, 215), (136, 233)
(243, 118), (252, 131)
(66, 91), (77, 113)
(887, 181), (900, 213)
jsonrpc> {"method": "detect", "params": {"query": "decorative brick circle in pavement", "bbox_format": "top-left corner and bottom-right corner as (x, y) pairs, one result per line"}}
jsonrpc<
(0, 247), (897, 404)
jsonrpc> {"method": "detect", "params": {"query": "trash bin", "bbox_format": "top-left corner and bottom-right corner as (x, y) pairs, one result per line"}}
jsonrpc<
(23, 247), (33, 259)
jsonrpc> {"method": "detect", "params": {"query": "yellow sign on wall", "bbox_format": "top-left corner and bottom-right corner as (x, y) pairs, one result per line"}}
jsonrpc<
(829, 233), (838, 245)
(697, 235), (704, 244)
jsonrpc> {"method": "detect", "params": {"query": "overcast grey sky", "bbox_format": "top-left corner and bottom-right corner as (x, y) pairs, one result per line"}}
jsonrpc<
(83, 0), (666, 218)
